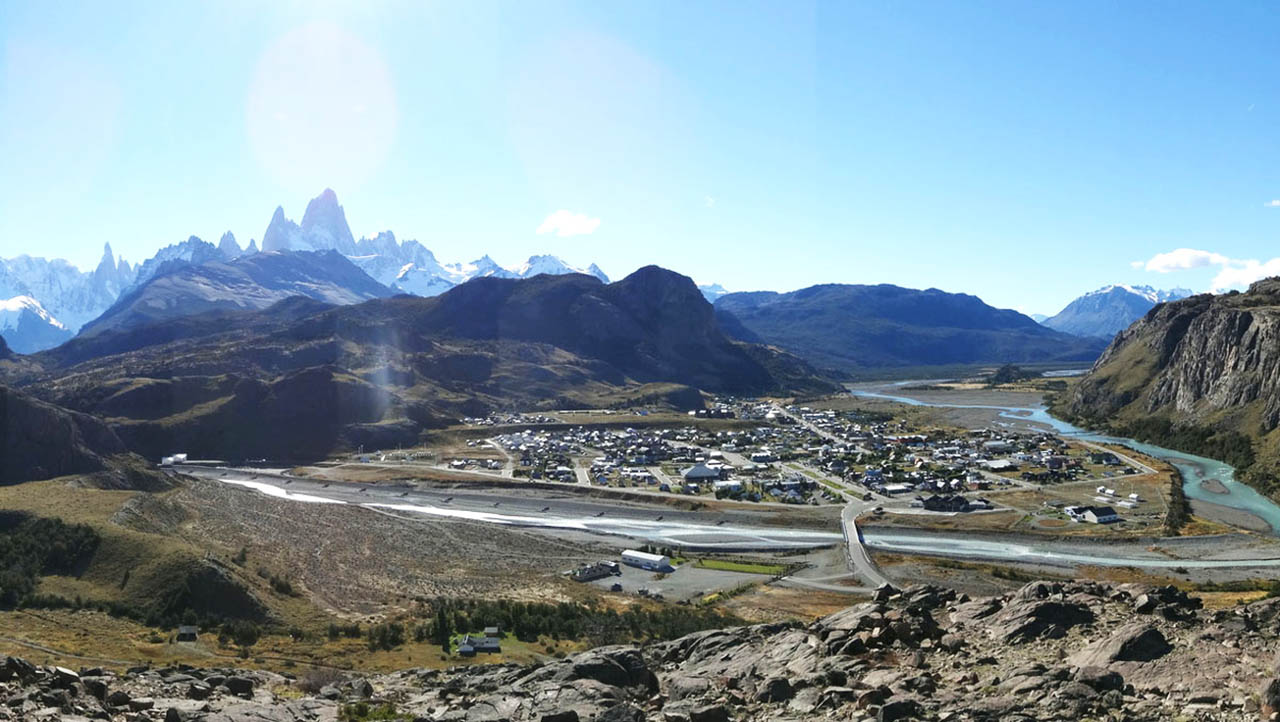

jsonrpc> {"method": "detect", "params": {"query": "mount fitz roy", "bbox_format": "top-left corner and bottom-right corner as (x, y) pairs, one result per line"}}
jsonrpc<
(260, 188), (609, 296)
(0, 189), (609, 352)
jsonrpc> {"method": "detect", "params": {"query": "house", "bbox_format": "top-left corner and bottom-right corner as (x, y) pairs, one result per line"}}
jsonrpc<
(922, 494), (969, 512)
(682, 463), (722, 483)
(1082, 506), (1119, 524)
(459, 634), (501, 654)
(176, 625), (199, 642)
(483, 626), (502, 637)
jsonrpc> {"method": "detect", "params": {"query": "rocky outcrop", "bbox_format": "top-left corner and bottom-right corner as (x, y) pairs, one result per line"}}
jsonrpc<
(10, 579), (1277, 721)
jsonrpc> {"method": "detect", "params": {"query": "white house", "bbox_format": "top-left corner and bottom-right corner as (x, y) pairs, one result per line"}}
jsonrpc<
(1083, 506), (1119, 524)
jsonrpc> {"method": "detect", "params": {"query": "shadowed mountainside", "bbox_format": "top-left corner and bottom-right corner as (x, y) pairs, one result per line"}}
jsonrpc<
(5, 267), (835, 462)
(78, 249), (392, 338)
(0, 384), (165, 487)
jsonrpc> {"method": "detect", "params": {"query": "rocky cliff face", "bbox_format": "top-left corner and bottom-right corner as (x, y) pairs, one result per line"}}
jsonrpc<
(13, 580), (1280, 721)
(1064, 280), (1280, 431)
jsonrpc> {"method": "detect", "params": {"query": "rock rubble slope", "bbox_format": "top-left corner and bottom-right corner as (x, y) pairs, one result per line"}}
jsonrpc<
(11, 580), (1280, 721)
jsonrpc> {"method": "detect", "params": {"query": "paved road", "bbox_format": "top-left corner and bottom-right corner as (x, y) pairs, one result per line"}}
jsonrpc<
(841, 503), (891, 587)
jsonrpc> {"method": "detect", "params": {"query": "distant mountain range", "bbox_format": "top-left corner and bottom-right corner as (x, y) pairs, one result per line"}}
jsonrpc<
(1040, 284), (1193, 339)
(0, 189), (609, 352)
(715, 284), (1107, 372)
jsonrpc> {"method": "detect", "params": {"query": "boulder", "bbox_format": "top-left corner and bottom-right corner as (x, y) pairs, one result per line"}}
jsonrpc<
(1070, 624), (1171, 667)
(350, 678), (374, 699)
(878, 697), (923, 721)
(106, 690), (132, 707)
(1072, 666), (1124, 692)
(688, 703), (731, 722)
(225, 676), (255, 696)
(989, 600), (1094, 643)
(755, 676), (792, 703)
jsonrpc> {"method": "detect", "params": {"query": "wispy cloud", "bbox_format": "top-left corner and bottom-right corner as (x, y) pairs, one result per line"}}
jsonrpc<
(1265, 199), (1280, 207)
(704, 195), (716, 208)
(1134, 247), (1280, 291)
(536, 210), (600, 237)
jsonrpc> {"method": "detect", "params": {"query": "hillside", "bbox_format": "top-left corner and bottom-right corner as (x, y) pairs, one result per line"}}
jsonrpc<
(1043, 284), (1192, 339)
(7, 267), (834, 461)
(0, 384), (165, 487)
(716, 284), (1106, 372)
(1058, 279), (1280, 495)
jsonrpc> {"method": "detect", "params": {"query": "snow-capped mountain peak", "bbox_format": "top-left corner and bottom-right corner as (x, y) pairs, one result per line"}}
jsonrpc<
(0, 295), (72, 353)
(1043, 284), (1194, 339)
(698, 283), (730, 302)
(1088, 284), (1192, 305)
(513, 255), (610, 282)
(1, 295), (64, 330)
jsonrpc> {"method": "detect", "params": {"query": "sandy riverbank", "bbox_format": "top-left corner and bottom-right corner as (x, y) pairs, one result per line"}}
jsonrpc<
(1191, 498), (1272, 533)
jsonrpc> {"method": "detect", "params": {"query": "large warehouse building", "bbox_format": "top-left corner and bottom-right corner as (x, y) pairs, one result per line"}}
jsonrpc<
(621, 549), (671, 571)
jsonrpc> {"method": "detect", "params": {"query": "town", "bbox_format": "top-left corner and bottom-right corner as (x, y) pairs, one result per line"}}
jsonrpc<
(335, 396), (1158, 530)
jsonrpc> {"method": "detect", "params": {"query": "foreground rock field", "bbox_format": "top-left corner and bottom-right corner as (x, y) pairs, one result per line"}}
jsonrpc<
(10, 580), (1280, 721)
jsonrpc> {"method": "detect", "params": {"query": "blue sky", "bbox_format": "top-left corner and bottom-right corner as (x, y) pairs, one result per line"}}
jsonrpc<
(2, 1), (1279, 314)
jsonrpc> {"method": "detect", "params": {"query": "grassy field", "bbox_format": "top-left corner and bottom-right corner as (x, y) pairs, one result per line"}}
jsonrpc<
(693, 559), (787, 575)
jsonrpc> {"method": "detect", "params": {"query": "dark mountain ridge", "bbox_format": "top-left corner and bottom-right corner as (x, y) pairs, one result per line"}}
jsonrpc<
(716, 283), (1106, 372)
(7, 267), (834, 462)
